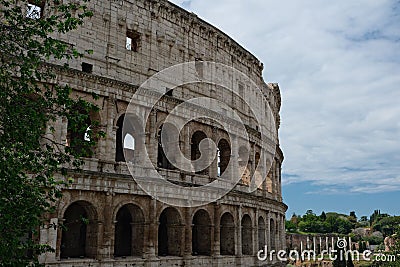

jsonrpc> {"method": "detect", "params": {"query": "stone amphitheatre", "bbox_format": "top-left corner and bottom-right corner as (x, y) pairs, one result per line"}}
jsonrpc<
(35, 0), (287, 266)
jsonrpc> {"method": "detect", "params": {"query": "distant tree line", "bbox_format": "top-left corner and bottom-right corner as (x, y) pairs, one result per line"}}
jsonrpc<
(286, 210), (355, 234)
(286, 209), (400, 237)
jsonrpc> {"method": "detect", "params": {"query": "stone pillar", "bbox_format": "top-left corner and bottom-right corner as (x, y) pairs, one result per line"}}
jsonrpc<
(212, 203), (221, 256)
(147, 198), (157, 257)
(55, 218), (64, 260)
(231, 135), (239, 184)
(101, 193), (114, 259)
(104, 95), (116, 162)
(271, 161), (276, 198)
(38, 218), (58, 263)
(209, 127), (217, 179)
(276, 215), (281, 250)
(266, 211), (271, 253)
(237, 205), (242, 256)
(184, 207), (193, 258)
(148, 109), (158, 166)
(254, 209), (259, 254)
(96, 221), (104, 260)
(277, 162), (282, 201)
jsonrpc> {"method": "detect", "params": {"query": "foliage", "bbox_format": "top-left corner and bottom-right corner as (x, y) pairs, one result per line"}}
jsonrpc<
(286, 210), (354, 234)
(286, 220), (297, 232)
(373, 216), (400, 236)
(0, 0), (103, 266)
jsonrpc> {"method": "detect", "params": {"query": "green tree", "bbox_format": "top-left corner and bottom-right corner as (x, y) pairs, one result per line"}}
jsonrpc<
(373, 216), (400, 236)
(286, 220), (297, 232)
(0, 0), (102, 266)
(320, 211), (327, 221)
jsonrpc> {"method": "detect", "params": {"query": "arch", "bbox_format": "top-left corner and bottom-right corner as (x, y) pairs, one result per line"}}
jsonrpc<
(115, 114), (142, 163)
(241, 214), (253, 255)
(258, 216), (266, 251)
(270, 218), (276, 250)
(158, 207), (183, 256)
(255, 152), (260, 169)
(191, 130), (208, 175)
(220, 212), (235, 255)
(66, 106), (94, 157)
(157, 124), (175, 170)
(192, 209), (211, 256)
(238, 146), (251, 185)
(217, 139), (231, 177)
(60, 201), (98, 259)
(114, 204), (144, 257)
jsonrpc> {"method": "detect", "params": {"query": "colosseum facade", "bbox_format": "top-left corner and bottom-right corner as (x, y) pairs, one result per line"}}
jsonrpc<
(36, 0), (287, 266)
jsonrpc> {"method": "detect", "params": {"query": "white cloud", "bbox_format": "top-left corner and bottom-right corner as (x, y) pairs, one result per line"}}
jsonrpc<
(168, 0), (400, 194)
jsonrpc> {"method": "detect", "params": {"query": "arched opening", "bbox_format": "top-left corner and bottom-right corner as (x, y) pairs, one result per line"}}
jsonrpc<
(157, 124), (175, 170)
(217, 139), (231, 177)
(220, 212), (235, 255)
(270, 218), (276, 250)
(192, 209), (211, 256)
(158, 207), (182, 256)
(254, 152), (263, 189)
(191, 131), (208, 175)
(258, 217), (266, 251)
(115, 114), (137, 163)
(241, 214), (253, 255)
(66, 108), (93, 157)
(60, 201), (97, 259)
(239, 146), (251, 185)
(114, 204), (144, 257)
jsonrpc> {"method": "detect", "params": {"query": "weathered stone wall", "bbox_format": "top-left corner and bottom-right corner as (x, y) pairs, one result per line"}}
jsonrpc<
(37, 0), (287, 266)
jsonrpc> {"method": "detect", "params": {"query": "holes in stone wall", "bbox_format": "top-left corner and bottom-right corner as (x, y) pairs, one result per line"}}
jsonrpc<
(82, 62), (93, 73)
(158, 207), (183, 257)
(192, 209), (211, 256)
(114, 204), (144, 257)
(60, 201), (97, 259)
(220, 212), (235, 255)
(27, 0), (44, 19)
(217, 139), (231, 177)
(126, 30), (141, 52)
(241, 215), (253, 255)
(191, 131), (208, 175)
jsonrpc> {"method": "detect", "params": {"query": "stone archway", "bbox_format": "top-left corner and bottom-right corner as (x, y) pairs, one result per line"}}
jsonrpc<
(192, 209), (211, 256)
(220, 212), (235, 255)
(158, 207), (183, 256)
(60, 201), (98, 259)
(114, 204), (144, 257)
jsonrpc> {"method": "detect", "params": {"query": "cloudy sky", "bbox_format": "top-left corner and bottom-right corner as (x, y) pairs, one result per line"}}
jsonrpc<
(169, 0), (400, 217)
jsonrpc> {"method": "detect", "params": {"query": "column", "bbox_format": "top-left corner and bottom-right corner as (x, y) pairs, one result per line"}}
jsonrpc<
(184, 207), (192, 258)
(147, 198), (157, 258)
(281, 214), (286, 251)
(104, 95), (116, 162)
(102, 194), (113, 259)
(237, 205), (242, 256)
(148, 109), (158, 166)
(271, 161), (276, 198)
(254, 209), (259, 254)
(231, 135), (239, 184)
(213, 203), (221, 256)
(266, 211), (271, 253)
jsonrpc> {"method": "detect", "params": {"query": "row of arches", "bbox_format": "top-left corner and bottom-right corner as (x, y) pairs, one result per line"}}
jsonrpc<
(66, 113), (269, 181)
(59, 201), (281, 259)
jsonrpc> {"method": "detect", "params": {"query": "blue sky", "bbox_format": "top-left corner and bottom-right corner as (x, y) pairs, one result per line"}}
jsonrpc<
(169, 0), (400, 218)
